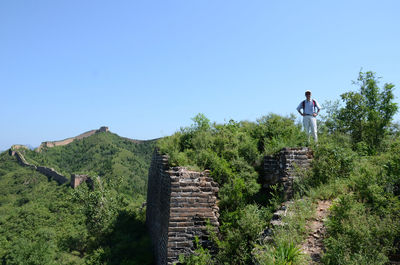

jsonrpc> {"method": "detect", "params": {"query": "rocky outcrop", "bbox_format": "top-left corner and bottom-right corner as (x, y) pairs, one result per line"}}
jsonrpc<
(146, 150), (219, 265)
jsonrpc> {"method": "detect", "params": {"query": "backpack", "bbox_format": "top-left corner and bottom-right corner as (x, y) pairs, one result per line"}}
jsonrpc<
(302, 99), (316, 110)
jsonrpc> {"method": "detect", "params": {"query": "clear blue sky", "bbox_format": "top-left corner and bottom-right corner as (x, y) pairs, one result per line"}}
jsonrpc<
(1, 0), (400, 150)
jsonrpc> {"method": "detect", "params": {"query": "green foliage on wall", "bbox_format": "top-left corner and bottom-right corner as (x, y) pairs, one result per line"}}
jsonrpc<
(158, 113), (307, 264)
(159, 71), (400, 265)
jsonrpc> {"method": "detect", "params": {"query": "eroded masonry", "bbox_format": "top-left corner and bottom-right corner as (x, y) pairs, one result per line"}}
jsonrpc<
(10, 147), (69, 185)
(146, 150), (220, 265)
(9, 145), (92, 188)
(146, 147), (313, 264)
(263, 147), (313, 199)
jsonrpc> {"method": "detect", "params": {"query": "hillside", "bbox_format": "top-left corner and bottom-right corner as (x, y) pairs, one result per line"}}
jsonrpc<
(2, 71), (399, 265)
(157, 72), (400, 264)
(35, 127), (110, 151)
(156, 114), (400, 264)
(0, 130), (156, 264)
(0, 152), (86, 264)
(22, 130), (156, 197)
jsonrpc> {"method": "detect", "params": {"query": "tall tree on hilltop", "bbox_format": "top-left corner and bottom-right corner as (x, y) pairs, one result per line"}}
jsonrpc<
(333, 71), (398, 154)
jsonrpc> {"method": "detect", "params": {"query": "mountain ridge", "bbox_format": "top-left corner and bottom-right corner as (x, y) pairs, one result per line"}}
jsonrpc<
(6, 126), (158, 153)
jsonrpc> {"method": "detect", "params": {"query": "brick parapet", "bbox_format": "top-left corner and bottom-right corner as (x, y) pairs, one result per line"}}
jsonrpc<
(36, 166), (69, 185)
(263, 147), (313, 199)
(146, 150), (219, 265)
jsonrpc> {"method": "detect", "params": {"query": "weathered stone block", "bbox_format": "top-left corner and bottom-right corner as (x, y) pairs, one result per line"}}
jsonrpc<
(146, 149), (219, 265)
(263, 147), (313, 200)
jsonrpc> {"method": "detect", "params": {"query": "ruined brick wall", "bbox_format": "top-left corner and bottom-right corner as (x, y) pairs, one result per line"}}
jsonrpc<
(12, 150), (31, 167)
(10, 148), (93, 188)
(97, 126), (109, 133)
(71, 174), (89, 188)
(263, 147), (313, 199)
(42, 138), (75, 148)
(146, 152), (171, 265)
(36, 166), (69, 185)
(71, 174), (94, 189)
(147, 150), (219, 265)
(10, 150), (69, 185)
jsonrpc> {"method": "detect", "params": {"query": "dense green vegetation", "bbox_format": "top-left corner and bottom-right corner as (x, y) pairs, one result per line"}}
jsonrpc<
(1, 70), (399, 264)
(160, 71), (400, 264)
(23, 132), (155, 198)
(158, 113), (308, 264)
(0, 132), (156, 264)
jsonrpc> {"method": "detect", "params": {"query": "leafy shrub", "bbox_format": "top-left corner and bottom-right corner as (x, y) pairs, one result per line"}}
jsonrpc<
(6, 229), (57, 265)
(252, 114), (307, 154)
(384, 139), (400, 196)
(309, 142), (355, 185)
(179, 237), (213, 265)
(214, 204), (268, 264)
(323, 71), (398, 154)
(158, 114), (307, 263)
(323, 194), (400, 265)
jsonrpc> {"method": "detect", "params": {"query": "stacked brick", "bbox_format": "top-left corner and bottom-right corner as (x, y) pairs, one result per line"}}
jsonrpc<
(146, 150), (220, 265)
(263, 147), (313, 199)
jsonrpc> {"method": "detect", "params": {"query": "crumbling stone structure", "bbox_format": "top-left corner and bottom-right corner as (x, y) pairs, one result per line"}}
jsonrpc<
(8, 128), (114, 189)
(146, 150), (219, 265)
(8, 148), (95, 188)
(70, 174), (93, 189)
(9, 145), (28, 155)
(36, 166), (69, 185)
(9, 149), (95, 189)
(10, 150), (69, 185)
(263, 147), (313, 199)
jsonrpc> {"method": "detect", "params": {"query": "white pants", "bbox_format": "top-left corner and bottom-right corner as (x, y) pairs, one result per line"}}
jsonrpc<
(303, 116), (318, 142)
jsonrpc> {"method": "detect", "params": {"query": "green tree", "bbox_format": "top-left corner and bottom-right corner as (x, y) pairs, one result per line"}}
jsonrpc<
(72, 177), (125, 241)
(335, 71), (398, 154)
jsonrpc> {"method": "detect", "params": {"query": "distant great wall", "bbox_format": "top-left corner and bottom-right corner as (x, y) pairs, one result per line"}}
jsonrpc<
(36, 126), (110, 151)
(9, 147), (70, 185)
(10, 126), (114, 188)
(10, 146), (92, 188)
(9, 126), (157, 188)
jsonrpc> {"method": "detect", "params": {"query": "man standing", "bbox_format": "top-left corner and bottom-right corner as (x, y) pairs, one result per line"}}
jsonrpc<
(297, 90), (321, 142)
